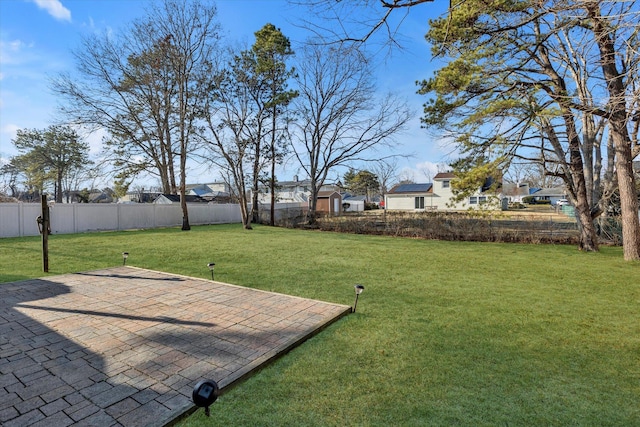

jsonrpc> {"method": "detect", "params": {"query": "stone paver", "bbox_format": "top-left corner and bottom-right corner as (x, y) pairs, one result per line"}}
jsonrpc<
(0, 267), (351, 426)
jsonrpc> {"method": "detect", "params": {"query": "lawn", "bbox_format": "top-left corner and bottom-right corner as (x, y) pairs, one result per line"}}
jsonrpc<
(1, 224), (638, 425)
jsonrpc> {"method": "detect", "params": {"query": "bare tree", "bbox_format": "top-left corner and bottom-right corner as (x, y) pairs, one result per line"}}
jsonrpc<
(296, 0), (436, 48)
(372, 158), (399, 196)
(151, 0), (221, 230)
(291, 43), (412, 223)
(584, 1), (640, 259)
(52, 0), (221, 230)
(202, 48), (257, 229)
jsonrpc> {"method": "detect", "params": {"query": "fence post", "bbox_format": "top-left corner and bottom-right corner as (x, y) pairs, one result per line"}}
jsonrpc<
(37, 195), (50, 272)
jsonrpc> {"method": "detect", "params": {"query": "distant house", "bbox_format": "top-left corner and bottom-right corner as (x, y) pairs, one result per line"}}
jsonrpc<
(153, 194), (208, 204)
(187, 182), (232, 203)
(501, 183), (530, 203)
(187, 184), (232, 204)
(59, 188), (115, 203)
(258, 177), (310, 203)
(385, 183), (436, 210)
(530, 187), (566, 205)
(385, 172), (499, 211)
(120, 190), (162, 203)
(89, 188), (116, 203)
(256, 176), (342, 204)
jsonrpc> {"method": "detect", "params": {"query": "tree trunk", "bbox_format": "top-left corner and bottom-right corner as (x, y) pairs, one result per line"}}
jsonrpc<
(613, 132), (640, 260)
(240, 196), (252, 229)
(538, 42), (599, 252)
(573, 199), (599, 252)
(587, 2), (640, 260)
(180, 189), (190, 231)
(566, 120), (599, 252)
(236, 166), (252, 230)
(251, 187), (260, 224)
(251, 137), (261, 224)
(180, 144), (190, 231)
(270, 174), (276, 226)
(269, 110), (277, 226)
(307, 185), (318, 225)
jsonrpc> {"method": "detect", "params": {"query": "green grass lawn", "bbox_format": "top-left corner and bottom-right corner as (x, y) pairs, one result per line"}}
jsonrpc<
(1, 224), (638, 425)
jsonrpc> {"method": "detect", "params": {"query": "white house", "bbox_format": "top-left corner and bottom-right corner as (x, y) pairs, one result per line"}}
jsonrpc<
(187, 183), (232, 203)
(501, 182), (531, 203)
(385, 172), (499, 211)
(255, 176), (342, 204)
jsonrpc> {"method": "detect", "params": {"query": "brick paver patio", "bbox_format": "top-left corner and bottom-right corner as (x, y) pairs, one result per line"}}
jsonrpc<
(0, 267), (351, 426)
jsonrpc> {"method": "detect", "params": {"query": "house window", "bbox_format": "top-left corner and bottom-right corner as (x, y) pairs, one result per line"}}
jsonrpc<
(469, 196), (478, 204)
(415, 197), (425, 209)
(442, 180), (450, 188)
(479, 196), (487, 204)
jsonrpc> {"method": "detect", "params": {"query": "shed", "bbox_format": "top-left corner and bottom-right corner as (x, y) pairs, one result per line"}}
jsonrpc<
(316, 191), (342, 216)
(342, 194), (366, 212)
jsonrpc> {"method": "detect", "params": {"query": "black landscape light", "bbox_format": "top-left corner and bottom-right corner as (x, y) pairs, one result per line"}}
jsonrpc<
(207, 262), (215, 280)
(122, 252), (129, 266)
(353, 284), (365, 313)
(192, 379), (219, 416)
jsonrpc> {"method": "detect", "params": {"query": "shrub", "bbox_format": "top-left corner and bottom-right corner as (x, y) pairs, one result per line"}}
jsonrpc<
(508, 202), (526, 209)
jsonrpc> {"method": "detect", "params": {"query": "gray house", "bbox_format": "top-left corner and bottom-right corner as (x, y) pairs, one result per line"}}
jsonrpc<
(530, 187), (567, 205)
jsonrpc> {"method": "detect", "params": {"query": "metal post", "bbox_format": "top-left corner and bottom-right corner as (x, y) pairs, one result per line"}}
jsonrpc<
(40, 195), (50, 272)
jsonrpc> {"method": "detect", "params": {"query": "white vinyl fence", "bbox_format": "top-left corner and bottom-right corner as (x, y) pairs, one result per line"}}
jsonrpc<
(0, 203), (243, 238)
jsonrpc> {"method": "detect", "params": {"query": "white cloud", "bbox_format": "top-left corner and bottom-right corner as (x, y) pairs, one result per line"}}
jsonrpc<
(398, 161), (450, 183)
(29, 0), (72, 22)
(80, 126), (107, 155)
(1, 123), (20, 137)
(0, 39), (31, 65)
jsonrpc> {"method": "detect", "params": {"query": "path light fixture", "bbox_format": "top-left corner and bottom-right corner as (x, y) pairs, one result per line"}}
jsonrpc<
(122, 252), (129, 266)
(207, 262), (215, 280)
(192, 379), (219, 417)
(353, 284), (365, 313)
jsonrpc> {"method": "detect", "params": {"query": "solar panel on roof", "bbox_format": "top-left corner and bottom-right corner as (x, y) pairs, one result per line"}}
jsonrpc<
(394, 183), (432, 192)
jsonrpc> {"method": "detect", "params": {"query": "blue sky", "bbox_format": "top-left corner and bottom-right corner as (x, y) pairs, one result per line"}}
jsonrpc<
(0, 0), (451, 187)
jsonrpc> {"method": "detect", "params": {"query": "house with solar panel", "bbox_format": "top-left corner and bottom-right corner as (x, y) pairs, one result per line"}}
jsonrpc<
(385, 172), (500, 211)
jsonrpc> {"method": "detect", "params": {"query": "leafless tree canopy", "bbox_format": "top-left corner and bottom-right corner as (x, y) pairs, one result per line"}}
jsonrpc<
(291, 43), (412, 222)
(294, 0), (437, 49)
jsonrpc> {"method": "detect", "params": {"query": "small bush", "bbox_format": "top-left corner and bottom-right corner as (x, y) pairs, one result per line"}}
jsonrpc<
(508, 202), (526, 209)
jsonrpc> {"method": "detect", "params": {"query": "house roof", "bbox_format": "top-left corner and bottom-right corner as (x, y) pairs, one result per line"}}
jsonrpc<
(531, 187), (565, 197)
(389, 183), (433, 194)
(343, 194), (367, 201)
(317, 190), (340, 198)
(502, 183), (530, 197)
(276, 179), (312, 187)
(155, 194), (208, 203)
(433, 172), (455, 180)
